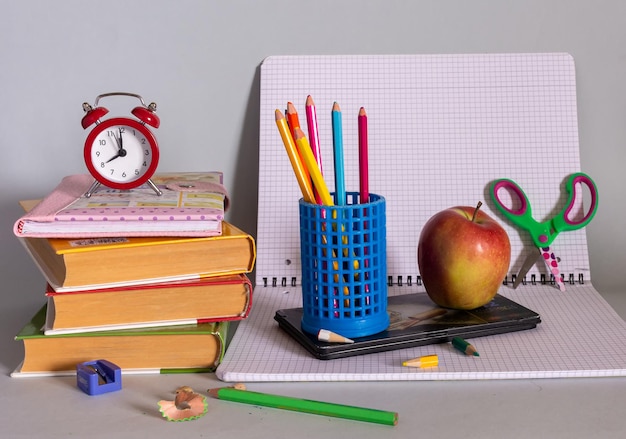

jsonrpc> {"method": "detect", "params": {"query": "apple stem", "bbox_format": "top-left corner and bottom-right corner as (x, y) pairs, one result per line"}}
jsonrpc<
(471, 201), (483, 222)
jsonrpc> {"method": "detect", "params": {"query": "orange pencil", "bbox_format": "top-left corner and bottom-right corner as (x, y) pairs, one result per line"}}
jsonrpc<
(286, 102), (301, 139)
(286, 102), (311, 188)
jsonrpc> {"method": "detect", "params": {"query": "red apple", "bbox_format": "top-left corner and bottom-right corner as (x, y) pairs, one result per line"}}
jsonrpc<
(417, 203), (511, 310)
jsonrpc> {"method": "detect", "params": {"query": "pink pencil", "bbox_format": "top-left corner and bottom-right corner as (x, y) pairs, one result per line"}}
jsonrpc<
(358, 107), (369, 204)
(305, 96), (324, 205)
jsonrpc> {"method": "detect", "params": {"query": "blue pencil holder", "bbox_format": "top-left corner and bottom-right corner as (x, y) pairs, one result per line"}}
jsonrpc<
(299, 192), (388, 339)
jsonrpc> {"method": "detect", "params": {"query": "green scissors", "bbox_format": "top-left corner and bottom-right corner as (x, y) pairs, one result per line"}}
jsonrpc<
(490, 172), (599, 291)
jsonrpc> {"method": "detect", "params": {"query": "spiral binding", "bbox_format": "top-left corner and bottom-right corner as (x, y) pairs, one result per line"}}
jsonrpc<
(504, 272), (585, 287)
(261, 273), (586, 288)
(262, 277), (298, 288)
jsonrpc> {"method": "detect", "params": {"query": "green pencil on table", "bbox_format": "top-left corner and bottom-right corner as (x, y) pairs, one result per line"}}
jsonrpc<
(452, 336), (480, 356)
(208, 387), (398, 426)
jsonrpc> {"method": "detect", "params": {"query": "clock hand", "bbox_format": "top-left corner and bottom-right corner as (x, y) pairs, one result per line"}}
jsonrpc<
(112, 128), (127, 153)
(106, 152), (121, 163)
(118, 127), (125, 151)
(107, 130), (127, 162)
(111, 129), (121, 150)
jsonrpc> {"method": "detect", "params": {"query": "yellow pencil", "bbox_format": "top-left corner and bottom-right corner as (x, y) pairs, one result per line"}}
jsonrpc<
(294, 128), (334, 206)
(402, 354), (439, 369)
(282, 119), (358, 307)
(295, 127), (359, 264)
(294, 127), (359, 302)
(275, 109), (315, 203)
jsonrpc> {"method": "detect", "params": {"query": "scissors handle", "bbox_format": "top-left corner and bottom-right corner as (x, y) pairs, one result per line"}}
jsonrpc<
(491, 173), (599, 248)
(552, 172), (599, 232)
(490, 178), (555, 247)
(490, 178), (535, 228)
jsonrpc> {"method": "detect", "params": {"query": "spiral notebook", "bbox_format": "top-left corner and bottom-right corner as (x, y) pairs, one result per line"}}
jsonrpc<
(217, 53), (626, 381)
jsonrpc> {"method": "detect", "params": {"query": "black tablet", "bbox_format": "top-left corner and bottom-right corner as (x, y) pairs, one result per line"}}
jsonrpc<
(274, 293), (541, 360)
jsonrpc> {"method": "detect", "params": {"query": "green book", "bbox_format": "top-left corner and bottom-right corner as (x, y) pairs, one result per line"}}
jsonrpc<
(12, 304), (229, 376)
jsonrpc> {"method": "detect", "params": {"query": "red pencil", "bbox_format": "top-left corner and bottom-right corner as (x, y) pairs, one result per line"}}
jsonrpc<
(358, 107), (371, 296)
(358, 107), (369, 204)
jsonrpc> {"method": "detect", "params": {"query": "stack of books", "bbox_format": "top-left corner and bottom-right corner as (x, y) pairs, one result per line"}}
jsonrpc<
(11, 172), (256, 376)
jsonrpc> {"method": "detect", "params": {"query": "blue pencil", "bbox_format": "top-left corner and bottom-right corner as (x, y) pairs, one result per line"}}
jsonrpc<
(331, 102), (346, 205)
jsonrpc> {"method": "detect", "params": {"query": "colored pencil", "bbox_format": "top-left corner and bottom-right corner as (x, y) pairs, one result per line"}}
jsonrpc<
(305, 95), (324, 205)
(286, 102), (301, 139)
(318, 329), (354, 344)
(286, 102), (311, 187)
(330, 104), (360, 288)
(207, 387), (398, 426)
(305, 96), (323, 175)
(402, 354), (439, 368)
(358, 107), (369, 204)
(331, 102), (346, 205)
(451, 336), (480, 356)
(326, 108), (357, 266)
(294, 128), (334, 206)
(294, 128), (352, 297)
(275, 109), (315, 203)
(357, 107), (371, 298)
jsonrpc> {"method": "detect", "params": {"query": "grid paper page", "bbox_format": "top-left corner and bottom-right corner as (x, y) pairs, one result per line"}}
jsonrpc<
(217, 54), (625, 382)
(255, 53), (589, 288)
(218, 284), (626, 381)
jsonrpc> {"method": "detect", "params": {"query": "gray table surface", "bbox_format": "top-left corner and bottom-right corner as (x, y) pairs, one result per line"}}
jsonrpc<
(1, 290), (625, 438)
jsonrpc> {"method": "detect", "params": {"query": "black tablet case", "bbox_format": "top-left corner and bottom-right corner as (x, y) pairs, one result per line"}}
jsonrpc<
(275, 293), (540, 360)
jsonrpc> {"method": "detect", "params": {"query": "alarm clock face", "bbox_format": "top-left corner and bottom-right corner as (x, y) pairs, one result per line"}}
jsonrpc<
(84, 117), (159, 190)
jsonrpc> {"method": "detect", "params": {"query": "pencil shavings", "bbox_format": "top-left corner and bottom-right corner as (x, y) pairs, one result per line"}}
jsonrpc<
(158, 386), (208, 422)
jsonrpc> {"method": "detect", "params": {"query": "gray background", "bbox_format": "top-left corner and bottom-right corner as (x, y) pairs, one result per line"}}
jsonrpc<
(2, 2), (626, 438)
(3, 0), (625, 354)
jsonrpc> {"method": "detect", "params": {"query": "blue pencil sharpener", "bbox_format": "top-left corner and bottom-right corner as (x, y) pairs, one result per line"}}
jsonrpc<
(76, 360), (122, 395)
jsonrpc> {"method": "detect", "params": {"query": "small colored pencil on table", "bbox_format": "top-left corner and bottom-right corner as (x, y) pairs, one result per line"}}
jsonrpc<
(452, 336), (480, 356)
(402, 354), (439, 369)
(318, 328), (354, 344)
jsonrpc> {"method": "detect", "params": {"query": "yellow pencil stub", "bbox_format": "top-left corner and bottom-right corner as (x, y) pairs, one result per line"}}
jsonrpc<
(402, 354), (439, 368)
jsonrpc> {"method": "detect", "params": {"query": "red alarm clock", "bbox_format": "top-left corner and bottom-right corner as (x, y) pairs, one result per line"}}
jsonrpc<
(81, 92), (162, 197)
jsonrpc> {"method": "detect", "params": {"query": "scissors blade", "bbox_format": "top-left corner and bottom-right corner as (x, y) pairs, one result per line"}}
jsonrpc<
(512, 249), (541, 289)
(539, 246), (566, 292)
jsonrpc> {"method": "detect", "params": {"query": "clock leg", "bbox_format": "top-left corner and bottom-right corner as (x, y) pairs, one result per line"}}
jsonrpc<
(146, 179), (163, 196)
(84, 180), (101, 198)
